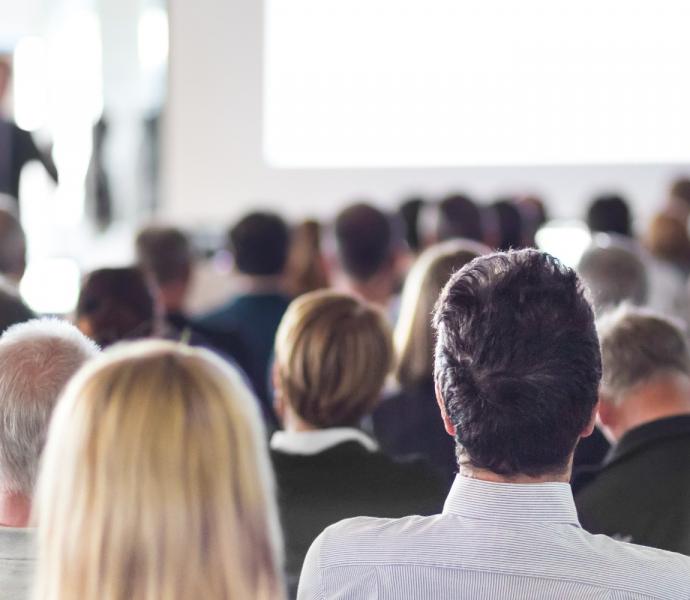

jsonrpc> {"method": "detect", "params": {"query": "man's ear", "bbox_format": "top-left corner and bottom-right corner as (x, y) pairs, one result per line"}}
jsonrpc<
(435, 380), (456, 437)
(597, 392), (616, 430)
(580, 398), (601, 438)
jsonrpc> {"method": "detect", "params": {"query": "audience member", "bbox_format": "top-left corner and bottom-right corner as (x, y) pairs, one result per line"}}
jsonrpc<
(587, 194), (633, 237)
(398, 197), (425, 253)
(487, 199), (524, 250)
(75, 267), (162, 347)
(32, 341), (284, 600)
(332, 203), (403, 313)
(373, 239), (487, 483)
(0, 319), (97, 600)
(284, 220), (329, 298)
(0, 206), (26, 285)
(432, 194), (484, 244)
(298, 250), (690, 600)
(516, 194), (548, 247)
(271, 291), (446, 595)
(577, 234), (648, 315)
(0, 281), (33, 333)
(645, 211), (690, 276)
(576, 307), (690, 554)
(197, 211), (291, 411)
(666, 177), (690, 222)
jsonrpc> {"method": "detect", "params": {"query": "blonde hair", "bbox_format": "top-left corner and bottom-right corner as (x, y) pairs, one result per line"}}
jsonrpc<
(275, 290), (393, 428)
(32, 340), (284, 600)
(395, 240), (488, 387)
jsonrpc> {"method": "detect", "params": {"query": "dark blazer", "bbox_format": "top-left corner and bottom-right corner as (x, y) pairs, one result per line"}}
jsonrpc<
(372, 378), (457, 484)
(271, 439), (447, 596)
(0, 120), (58, 200)
(575, 415), (690, 554)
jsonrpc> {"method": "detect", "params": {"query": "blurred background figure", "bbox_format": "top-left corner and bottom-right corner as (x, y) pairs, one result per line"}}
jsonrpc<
(577, 307), (690, 555)
(587, 193), (634, 238)
(486, 198), (524, 251)
(284, 219), (329, 298)
(0, 204), (26, 286)
(0, 57), (57, 206)
(373, 240), (488, 483)
(577, 235), (648, 316)
(430, 193), (483, 245)
(32, 341), (284, 600)
(398, 196), (426, 255)
(645, 212), (690, 276)
(271, 291), (446, 595)
(516, 195), (548, 248)
(332, 203), (403, 316)
(75, 267), (161, 347)
(196, 211), (291, 416)
(666, 177), (690, 223)
(0, 319), (98, 599)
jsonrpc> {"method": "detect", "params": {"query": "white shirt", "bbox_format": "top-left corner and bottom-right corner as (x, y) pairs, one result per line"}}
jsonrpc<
(270, 427), (378, 456)
(0, 526), (33, 600)
(298, 475), (690, 599)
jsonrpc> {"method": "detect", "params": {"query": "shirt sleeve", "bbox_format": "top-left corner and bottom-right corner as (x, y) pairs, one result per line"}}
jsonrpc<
(296, 529), (326, 600)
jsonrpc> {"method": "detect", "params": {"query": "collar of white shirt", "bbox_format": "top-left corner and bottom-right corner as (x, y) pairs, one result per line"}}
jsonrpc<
(270, 427), (378, 456)
(443, 475), (581, 526)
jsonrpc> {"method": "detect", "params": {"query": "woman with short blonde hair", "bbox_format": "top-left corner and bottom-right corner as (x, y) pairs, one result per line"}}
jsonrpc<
(32, 340), (284, 600)
(271, 291), (445, 595)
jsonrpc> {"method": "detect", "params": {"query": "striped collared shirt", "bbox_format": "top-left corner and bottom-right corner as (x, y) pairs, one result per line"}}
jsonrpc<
(297, 475), (690, 599)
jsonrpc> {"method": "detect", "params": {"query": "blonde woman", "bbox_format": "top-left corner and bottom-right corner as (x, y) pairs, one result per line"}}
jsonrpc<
(271, 290), (446, 595)
(373, 240), (488, 483)
(32, 340), (284, 600)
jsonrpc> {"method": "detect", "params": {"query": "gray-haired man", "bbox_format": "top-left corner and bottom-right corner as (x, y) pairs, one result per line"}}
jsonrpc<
(0, 319), (98, 599)
(576, 305), (690, 554)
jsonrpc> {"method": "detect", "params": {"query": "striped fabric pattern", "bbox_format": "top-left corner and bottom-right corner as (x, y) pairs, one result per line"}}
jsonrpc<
(297, 476), (690, 599)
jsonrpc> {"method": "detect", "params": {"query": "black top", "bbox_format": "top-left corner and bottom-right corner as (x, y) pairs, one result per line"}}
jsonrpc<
(575, 415), (690, 554)
(0, 120), (58, 201)
(271, 440), (448, 596)
(372, 378), (457, 484)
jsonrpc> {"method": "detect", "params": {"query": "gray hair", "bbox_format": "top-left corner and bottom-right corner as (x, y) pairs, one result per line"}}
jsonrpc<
(577, 234), (648, 315)
(598, 305), (690, 400)
(0, 319), (99, 494)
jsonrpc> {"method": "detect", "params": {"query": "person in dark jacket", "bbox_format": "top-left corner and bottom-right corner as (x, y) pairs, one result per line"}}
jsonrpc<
(576, 306), (690, 554)
(270, 291), (446, 596)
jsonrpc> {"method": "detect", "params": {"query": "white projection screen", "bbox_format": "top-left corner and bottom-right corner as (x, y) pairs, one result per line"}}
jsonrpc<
(265, 0), (690, 168)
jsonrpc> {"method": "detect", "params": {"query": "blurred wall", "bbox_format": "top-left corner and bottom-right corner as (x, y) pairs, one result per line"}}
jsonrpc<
(163, 0), (686, 228)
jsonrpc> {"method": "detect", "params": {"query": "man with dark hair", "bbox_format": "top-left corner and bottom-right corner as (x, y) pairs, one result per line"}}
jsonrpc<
(433, 193), (484, 243)
(298, 249), (690, 599)
(332, 203), (402, 312)
(586, 194), (633, 237)
(197, 212), (290, 414)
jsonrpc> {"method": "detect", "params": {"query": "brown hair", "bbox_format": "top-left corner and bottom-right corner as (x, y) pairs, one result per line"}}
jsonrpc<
(645, 212), (690, 271)
(274, 290), (393, 427)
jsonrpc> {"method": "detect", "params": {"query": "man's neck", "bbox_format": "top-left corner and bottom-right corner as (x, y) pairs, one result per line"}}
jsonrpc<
(459, 464), (571, 484)
(235, 273), (285, 295)
(0, 492), (31, 528)
(611, 374), (690, 441)
(341, 275), (394, 309)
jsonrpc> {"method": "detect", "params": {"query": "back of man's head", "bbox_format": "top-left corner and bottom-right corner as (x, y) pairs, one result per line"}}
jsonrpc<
(587, 194), (633, 237)
(598, 306), (690, 403)
(433, 249), (601, 477)
(0, 206), (26, 281)
(577, 235), (648, 314)
(436, 194), (483, 243)
(0, 319), (99, 495)
(334, 203), (395, 281)
(228, 212), (290, 277)
(136, 225), (192, 286)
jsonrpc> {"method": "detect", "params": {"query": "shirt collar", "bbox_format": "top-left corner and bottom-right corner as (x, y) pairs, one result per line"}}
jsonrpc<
(607, 414), (690, 465)
(270, 427), (378, 456)
(443, 475), (580, 526)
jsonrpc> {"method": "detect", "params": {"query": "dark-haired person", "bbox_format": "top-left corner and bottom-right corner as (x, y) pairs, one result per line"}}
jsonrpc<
(576, 306), (690, 554)
(196, 212), (291, 413)
(433, 193), (484, 244)
(272, 291), (445, 596)
(298, 249), (690, 600)
(332, 203), (403, 315)
(75, 267), (162, 347)
(587, 194), (633, 238)
(487, 198), (524, 251)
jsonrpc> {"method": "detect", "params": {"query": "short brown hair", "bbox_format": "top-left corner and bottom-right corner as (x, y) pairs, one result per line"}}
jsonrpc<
(136, 225), (192, 285)
(275, 290), (393, 427)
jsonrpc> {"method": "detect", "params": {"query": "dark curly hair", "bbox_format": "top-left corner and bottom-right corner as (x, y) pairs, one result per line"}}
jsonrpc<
(433, 249), (601, 477)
